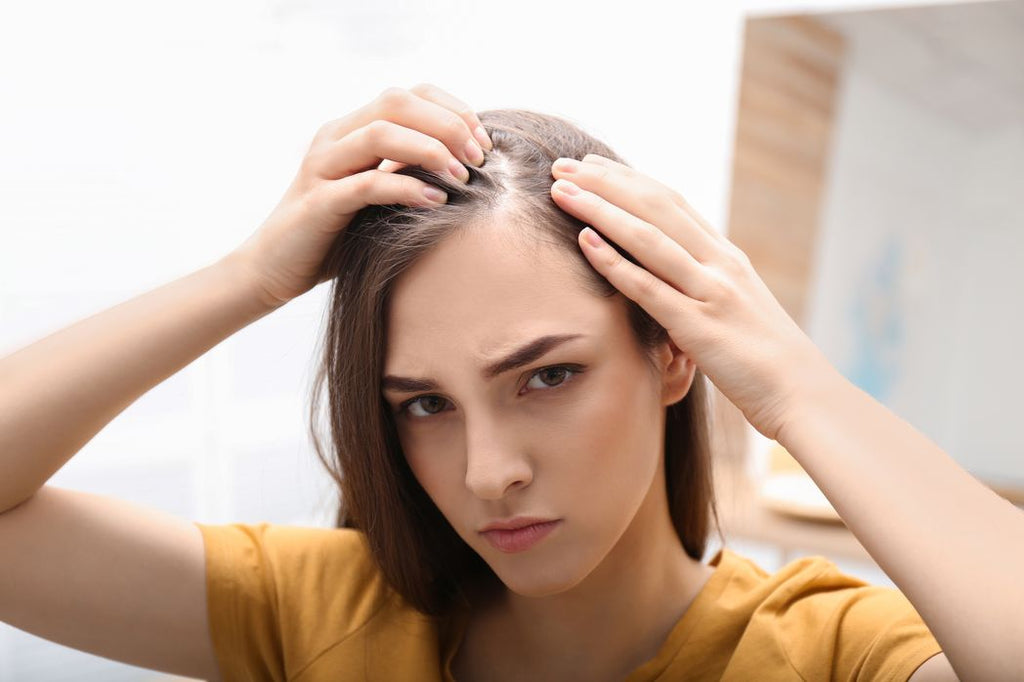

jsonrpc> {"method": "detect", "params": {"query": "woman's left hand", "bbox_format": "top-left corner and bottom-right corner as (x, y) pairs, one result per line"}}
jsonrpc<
(549, 153), (837, 442)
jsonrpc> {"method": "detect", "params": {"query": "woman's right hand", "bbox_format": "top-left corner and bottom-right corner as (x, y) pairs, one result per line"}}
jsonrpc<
(231, 83), (492, 310)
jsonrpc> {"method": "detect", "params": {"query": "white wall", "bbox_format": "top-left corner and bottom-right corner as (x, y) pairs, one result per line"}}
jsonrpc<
(0, 0), (987, 678)
(806, 6), (1024, 489)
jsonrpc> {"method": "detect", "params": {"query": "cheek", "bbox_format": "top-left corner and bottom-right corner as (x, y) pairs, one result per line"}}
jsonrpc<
(400, 431), (459, 507)
(405, 455), (453, 520)
(402, 436), (436, 487)
(565, 368), (661, 480)
(588, 365), (652, 430)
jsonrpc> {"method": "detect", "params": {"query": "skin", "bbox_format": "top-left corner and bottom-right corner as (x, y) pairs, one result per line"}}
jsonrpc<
(382, 221), (716, 680)
(244, 81), (975, 679)
(547, 154), (976, 680)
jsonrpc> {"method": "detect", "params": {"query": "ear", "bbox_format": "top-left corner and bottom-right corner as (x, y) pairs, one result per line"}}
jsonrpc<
(653, 337), (696, 407)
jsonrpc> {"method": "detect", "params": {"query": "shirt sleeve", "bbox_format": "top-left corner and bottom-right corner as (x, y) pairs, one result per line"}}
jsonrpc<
(195, 522), (287, 681)
(194, 521), (392, 682)
(779, 563), (944, 681)
(830, 584), (944, 681)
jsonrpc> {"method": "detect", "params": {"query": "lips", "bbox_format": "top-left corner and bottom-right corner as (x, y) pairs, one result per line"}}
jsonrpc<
(479, 516), (559, 532)
(479, 519), (562, 553)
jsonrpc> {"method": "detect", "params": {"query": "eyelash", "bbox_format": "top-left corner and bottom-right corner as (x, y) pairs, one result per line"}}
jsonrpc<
(396, 364), (586, 420)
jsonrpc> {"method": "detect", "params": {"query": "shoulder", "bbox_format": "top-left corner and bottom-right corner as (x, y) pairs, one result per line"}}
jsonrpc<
(718, 547), (919, 617)
(196, 522), (383, 586)
(195, 522), (426, 679)
(715, 549), (944, 681)
(195, 521), (399, 620)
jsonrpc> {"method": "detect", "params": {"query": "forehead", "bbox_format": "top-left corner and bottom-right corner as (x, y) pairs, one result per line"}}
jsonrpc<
(384, 223), (620, 371)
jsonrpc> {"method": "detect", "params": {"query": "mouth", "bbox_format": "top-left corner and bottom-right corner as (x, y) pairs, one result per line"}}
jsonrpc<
(479, 519), (562, 554)
(478, 515), (560, 532)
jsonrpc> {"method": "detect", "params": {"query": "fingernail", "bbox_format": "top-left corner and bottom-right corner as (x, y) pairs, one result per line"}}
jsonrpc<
(474, 125), (492, 151)
(581, 227), (604, 248)
(449, 158), (470, 182)
(423, 186), (448, 204)
(554, 179), (580, 196)
(553, 157), (579, 173)
(464, 138), (485, 166)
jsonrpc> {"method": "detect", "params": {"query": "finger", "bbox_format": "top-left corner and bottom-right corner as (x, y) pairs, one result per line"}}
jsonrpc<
(325, 86), (486, 171)
(552, 179), (714, 302)
(579, 153), (730, 247)
(318, 169), (449, 217)
(378, 159), (408, 173)
(314, 119), (469, 185)
(371, 85), (485, 166)
(576, 224), (701, 335)
(564, 154), (721, 263)
(408, 82), (493, 151)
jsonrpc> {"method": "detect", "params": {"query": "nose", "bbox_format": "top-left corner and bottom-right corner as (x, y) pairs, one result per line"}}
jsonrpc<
(463, 415), (533, 500)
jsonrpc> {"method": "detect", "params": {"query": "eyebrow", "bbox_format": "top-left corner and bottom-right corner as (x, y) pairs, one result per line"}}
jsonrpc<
(382, 333), (586, 394)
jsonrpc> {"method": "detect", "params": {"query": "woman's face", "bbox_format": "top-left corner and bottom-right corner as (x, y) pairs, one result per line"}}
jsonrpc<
(382, 222), (695, 597)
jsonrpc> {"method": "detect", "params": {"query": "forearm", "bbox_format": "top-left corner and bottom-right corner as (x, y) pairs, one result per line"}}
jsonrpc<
(0, 251), (278, 512)
(777, 367), (1024, 681)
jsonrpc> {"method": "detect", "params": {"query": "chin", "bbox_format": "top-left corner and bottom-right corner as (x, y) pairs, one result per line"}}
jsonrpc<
(497, 572), (579, 598)
(485, 552), (596, 598)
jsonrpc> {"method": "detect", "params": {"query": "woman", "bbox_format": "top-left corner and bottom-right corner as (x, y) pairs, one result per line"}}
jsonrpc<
(0, 84), (1018, 680)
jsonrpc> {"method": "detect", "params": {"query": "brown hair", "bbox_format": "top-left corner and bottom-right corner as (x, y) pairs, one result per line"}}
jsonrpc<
(309, 109), (721, 618)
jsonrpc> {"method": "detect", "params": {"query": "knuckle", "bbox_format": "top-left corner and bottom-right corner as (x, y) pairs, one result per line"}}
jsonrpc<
(315, 119), (338, 140)
(636, 221), (662, 249)
(362, 118), (392, 143)
(349, 170), (375, 195)
(299, 146), (326, 175)
(722, 242), (752, 273)
(590, 164), (611, 182)
(638, 186), (668, 213)
(409, 82), (436, 96)
(441, 113), (466, 140)
(582, 153), (604, 164)
(732, 244), (753, 267)
(377, 86), (408, 108)
(428, 138), (451, 163)
(670, 190), (693, 213)
(636, 270), (662, 299)
(451, 101), (474, 119)
(708, 270), (736, 301)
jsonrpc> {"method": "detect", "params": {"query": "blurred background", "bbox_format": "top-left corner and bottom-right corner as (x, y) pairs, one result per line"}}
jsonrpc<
(0, 0), (1021, 678)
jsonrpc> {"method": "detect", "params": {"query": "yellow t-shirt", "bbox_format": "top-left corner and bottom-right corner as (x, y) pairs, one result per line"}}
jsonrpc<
(194, 522), (942, 681)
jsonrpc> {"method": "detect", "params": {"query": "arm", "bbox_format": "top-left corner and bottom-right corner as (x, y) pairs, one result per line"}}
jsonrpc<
(1, 486), (222, 681)
(0, 81), (492, 513)
(0, 251), (271, 681)
(0, 252), (276, 513)
(545, 153), (1022, 682)
(0, 84), (490, 678)
(777, 365), (1024, 682)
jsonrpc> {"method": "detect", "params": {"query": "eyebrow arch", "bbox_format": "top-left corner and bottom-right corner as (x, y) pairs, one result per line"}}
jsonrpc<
(382, 333), (586, 394)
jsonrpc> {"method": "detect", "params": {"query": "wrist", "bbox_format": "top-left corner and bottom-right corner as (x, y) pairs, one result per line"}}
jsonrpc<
(774, 354), (851, 449)
(216, 249), (289, 315)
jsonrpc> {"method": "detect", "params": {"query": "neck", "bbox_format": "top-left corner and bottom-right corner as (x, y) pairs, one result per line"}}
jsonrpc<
(469, 461), (716, 680)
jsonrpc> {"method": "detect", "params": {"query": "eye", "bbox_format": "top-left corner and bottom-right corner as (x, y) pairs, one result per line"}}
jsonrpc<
(404, 395), (448, 418)
(397, 364), (585, 420)
(524, 365), (575, 391)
